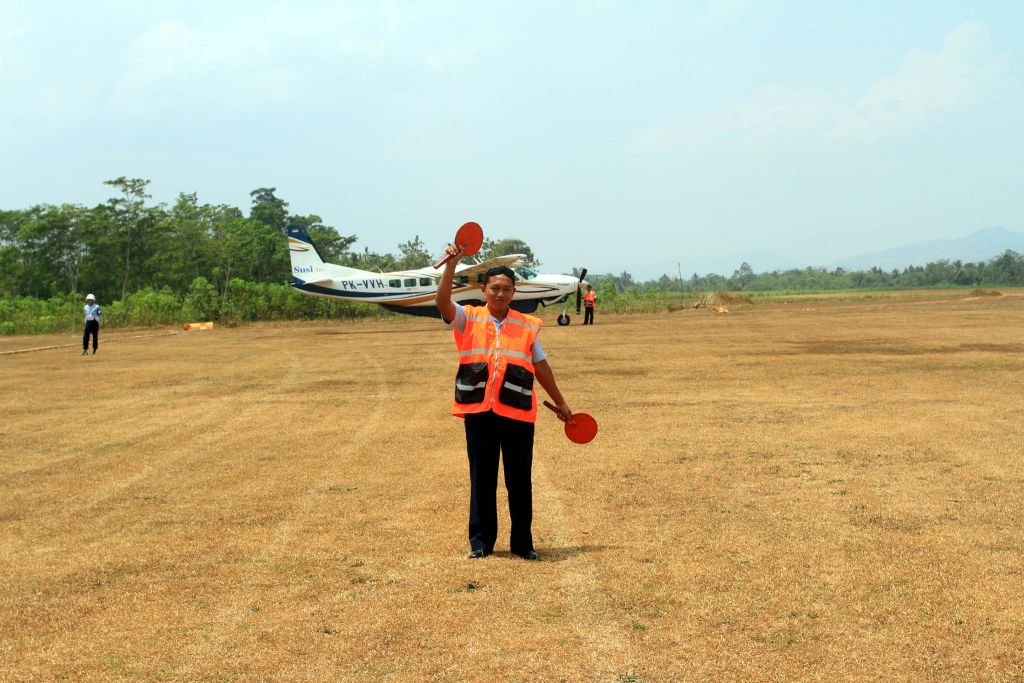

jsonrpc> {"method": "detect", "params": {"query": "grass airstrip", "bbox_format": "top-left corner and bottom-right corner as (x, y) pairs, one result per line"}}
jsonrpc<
(2, 290), (1023, 681)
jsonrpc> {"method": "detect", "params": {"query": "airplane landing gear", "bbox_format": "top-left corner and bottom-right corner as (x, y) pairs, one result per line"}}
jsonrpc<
(557, 311), (571, 326)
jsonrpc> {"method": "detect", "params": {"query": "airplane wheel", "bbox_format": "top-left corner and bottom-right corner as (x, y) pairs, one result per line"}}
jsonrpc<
(557, 313), (570, 326)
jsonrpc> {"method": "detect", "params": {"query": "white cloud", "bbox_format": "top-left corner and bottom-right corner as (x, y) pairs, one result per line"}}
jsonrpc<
(109, 18), (277, 115)
(636, 22), (996, 154)
(634, 84), (845, 155)
(109, 3), (475, 114)
(124, 19), (270, 85)
(829, 22), (984, 140)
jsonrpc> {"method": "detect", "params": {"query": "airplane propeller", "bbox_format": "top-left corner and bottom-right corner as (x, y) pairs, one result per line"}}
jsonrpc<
(575, 267), (588, 314)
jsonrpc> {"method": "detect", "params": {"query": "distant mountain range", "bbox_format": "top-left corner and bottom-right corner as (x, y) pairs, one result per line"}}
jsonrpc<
(829, 227), (1024, 272)
(617, 226), (1024, 280)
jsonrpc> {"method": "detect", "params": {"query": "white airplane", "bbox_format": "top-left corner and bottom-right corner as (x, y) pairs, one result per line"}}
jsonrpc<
(287, 224), (589, 325)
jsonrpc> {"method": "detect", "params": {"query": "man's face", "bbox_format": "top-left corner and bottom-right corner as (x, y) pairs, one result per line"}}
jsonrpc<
(482, 274), (515, 312)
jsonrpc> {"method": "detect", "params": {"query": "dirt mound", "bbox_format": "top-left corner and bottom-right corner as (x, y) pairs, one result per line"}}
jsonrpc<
(714, 290), (752, 305)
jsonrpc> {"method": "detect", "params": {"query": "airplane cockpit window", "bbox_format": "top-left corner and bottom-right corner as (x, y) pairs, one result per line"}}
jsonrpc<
(515, 267), (538, 280)
(389, 279), (401, 288)
(419, 277), (433, 286)
(403, 278), (416, 287)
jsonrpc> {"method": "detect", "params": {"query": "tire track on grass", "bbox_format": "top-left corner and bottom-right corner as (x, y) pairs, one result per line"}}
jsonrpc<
(531, 452), (640, 677)
(249, 345), (391, 559)
(178, 344), (395, 666)
(34, 333), (305, 518)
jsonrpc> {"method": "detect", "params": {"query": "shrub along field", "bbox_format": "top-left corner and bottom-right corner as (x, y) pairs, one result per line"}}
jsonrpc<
(1, 290), (1022, 681)
(0, 279), (387, 336)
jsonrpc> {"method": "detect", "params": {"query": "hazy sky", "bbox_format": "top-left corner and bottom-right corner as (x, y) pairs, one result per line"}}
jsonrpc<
(2, 1), (1022, 279)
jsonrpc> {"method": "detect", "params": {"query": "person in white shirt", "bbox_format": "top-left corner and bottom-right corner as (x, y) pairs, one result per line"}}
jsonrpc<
(82, 294), (101, 355)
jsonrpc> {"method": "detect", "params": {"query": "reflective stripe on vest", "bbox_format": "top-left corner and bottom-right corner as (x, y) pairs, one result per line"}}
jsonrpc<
(459, 347), (533, 362)
(451, 305), (541, 423)
(463, 314), (540, 336)
(502, 381), (532, 396)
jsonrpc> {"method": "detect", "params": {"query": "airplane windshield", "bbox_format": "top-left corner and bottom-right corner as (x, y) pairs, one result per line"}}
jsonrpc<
(515, 267), (538, 280)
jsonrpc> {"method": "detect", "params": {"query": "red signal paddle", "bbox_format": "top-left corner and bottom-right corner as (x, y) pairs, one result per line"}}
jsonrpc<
(433, 221), (484, 269)
(543, 400), (598, 444)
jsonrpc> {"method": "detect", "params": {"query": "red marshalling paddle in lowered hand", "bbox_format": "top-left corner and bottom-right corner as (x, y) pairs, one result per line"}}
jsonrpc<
(543, 400), (598, 444)
(433, 221), (484, 269)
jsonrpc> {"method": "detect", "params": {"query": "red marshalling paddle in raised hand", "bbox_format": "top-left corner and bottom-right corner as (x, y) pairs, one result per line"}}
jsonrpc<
(433, 221), (484, 269)
(543, 400), (598, 444)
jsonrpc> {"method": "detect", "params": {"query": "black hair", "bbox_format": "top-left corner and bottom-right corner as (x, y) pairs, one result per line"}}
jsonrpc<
(482, 265), (517, 286)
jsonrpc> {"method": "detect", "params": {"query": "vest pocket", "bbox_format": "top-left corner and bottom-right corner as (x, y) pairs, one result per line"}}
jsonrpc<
(455, 362), (488, 404)
(498, 364), (534, 410)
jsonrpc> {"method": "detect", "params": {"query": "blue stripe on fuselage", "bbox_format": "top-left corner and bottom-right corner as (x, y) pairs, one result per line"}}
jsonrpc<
(291, 278), (540, 315)
(291, 279), (415, 300)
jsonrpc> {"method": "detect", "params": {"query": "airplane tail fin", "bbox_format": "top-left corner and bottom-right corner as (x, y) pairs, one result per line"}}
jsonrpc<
(287, 224), (328, 277)
(287, 224), (367, 282)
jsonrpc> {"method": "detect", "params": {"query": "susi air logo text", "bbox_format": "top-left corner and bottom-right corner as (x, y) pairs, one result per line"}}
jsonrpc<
(293, 265), (322, 274)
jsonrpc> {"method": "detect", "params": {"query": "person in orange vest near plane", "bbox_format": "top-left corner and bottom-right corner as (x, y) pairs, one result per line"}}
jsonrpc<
(437, 242), (572, 561)
(582, 284), (596, 325)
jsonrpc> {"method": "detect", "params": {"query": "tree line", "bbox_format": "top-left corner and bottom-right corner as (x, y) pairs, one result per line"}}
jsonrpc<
(2, 177), (1022, 335)
(2, 178), (420, 301)
(0, 178), (542, 301)
(584, 252), (1024, 297)
(0, 178), (537, 334)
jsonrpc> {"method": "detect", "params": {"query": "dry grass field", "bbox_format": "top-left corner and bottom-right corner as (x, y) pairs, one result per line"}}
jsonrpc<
(2, 291), (1023, 682)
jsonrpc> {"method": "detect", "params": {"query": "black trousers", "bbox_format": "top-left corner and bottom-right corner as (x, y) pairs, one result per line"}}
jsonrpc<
(464, 410), (535, 554)
(83, 320), (99, 351)
(583, 307), (594, 325)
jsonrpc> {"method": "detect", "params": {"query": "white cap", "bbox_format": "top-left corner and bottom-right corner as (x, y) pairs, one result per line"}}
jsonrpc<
(86, 293), (95, 300)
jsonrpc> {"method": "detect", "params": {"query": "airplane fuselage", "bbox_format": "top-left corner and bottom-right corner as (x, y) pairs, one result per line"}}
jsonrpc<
(286, 224), (584, 318)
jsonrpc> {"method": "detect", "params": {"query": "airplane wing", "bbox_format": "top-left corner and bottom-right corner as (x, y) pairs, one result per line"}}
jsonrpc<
(455, 254), (527, 279)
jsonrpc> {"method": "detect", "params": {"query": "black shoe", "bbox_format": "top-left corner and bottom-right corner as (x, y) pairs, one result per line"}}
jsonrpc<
(92, 349), (96, 354)
(512, 550), (539, 561)
(82, 349), (87, 355)
(467, 549), (488, 559)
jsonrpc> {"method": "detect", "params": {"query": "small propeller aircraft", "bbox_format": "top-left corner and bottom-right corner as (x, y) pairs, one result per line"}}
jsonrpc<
(287, 224), (589, 324)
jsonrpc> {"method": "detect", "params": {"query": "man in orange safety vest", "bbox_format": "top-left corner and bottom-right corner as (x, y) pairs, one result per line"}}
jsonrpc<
(437, 242), (573, 561)
(583, 284), (596, 325)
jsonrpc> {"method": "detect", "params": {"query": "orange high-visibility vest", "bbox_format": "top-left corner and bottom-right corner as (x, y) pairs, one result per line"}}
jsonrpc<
(452, 305), (541, 423)
(584, 291), (596, 308)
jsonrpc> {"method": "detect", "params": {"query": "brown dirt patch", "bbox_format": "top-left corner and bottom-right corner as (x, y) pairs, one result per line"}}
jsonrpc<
(2, 293), (1023, 681)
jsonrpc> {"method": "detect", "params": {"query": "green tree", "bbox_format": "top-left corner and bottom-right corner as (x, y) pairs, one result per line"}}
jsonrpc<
(349, 247), (399, 273)
(183, 276), (220, 320)
(730, 262), (755, 290)
(478, 237), (539, 266)
(250, 187), (289, 233)
(0, 218), (18, 296)
(396, 235), (432, 269)
(209, 216), (252, 297)
(990, 250), (1022, 283)
(149, 193), (210, 292)
(103, 177), (157, 299)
